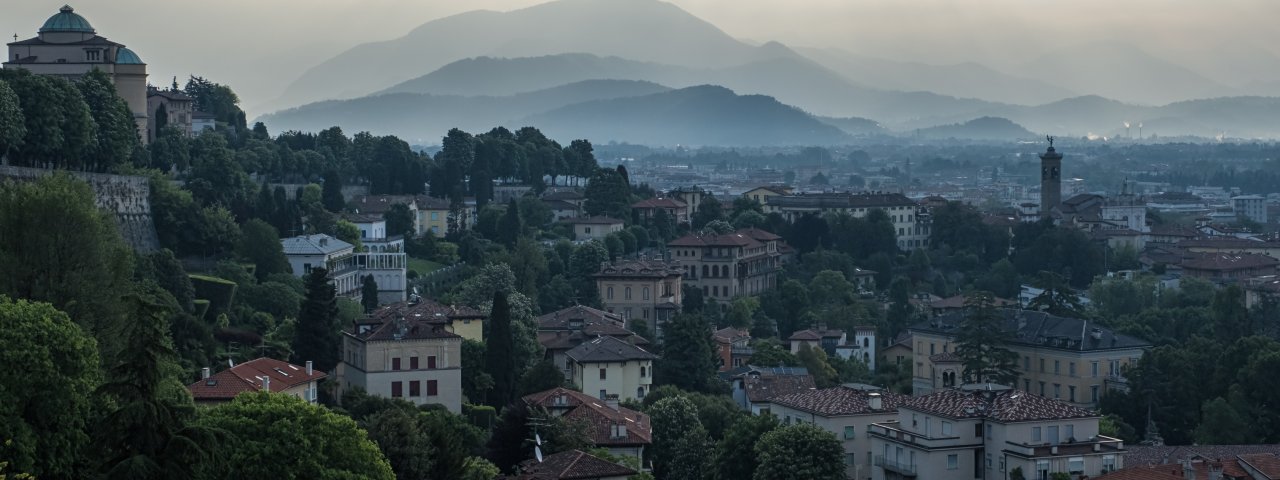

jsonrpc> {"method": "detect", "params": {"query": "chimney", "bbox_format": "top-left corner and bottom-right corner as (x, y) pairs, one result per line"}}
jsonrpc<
(306, 360), (313, 376)
(1208, 461), (1223, 480)
(1182, 458), (1196, 480)
(201, 367), (211, 379)
(261, 375), (271, 392)
(605, 394), (620, 411)
(868, 392), (883, 411)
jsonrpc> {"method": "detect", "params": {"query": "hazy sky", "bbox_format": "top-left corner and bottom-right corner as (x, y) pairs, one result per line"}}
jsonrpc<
(7, 0), (1278, 112)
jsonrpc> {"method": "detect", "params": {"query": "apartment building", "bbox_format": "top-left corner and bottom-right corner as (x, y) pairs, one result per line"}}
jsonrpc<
(281, 233), (407, 304)
(767, 385), (911, 480)
(595, 258), (683, 336)
(337, 314), (463, 412)
(910, 310), (1151, 409)
(668, 227), (783, 302)
(764, 192), (931, 249)
(869, 385), (1127, 480)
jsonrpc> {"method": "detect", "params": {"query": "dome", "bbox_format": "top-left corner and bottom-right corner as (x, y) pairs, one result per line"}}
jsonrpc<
(115, 47), (143, 65)
(40, 5), (95, 34)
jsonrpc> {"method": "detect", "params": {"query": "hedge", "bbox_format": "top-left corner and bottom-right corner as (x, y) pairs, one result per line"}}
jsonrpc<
(190, 274), (237, 321)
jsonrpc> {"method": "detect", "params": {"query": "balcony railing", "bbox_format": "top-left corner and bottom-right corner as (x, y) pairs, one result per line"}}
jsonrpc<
(873, 455), (917, 476)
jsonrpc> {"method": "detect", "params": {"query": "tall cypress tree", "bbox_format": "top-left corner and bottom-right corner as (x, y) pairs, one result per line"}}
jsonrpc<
(361, 274), (379, 313)
(321, 169), (345, 213)
(497, 198), (522, 248)
(956, 290), (1019, 385)
(485, 290), (516, 408)
(293, 268), (339, 372)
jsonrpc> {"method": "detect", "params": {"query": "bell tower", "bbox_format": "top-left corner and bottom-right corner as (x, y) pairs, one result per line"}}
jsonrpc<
(1039, 136), (1062, 219)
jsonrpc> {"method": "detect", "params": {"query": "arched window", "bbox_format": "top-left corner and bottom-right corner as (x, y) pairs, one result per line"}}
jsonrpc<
(863, 337), (869, 348)
(625, 287), (632, 300)
(638, 387), (646, 398)
(607, 287), (614, 299)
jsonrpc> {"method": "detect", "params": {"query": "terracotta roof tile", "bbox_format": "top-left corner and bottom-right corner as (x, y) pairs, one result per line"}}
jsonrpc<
(523, 388), (651, 446)
(187, 357), (325, 401)
(904, 387), (1097, 422)
(514, 449), (637, 479)
(772, 385), (908, 416)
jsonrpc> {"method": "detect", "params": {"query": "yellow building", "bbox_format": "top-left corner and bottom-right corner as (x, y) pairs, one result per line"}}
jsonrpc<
(338, 314), (465, 412)
(910, 310), (1150, 409)
(365, 298), (485, 342)
(5, 5), (149, 143)
(595, 258), (683, 338)
(741, 185), (793, 206)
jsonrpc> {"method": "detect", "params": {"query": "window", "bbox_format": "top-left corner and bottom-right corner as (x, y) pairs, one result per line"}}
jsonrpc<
(947, 454), (958, 470)
(427, 356), (437, 369)
(1037, 460), (1050, 478)
(1039, 381), (1045, 395)
(1048, 425), (1060, 445)
(1054, 360), (1060, 375)
(1069, 362), (1077, 377)
(986, 454), (992, 468)
(846, 454), (855, 466)
(585, 227), (592, 234)
(844, 426), (856, 439)
(391, 381), (403, 398)
(1068, 457), (1085, 474)
(637, 386), (646, 398)
(941, 421), (953, 436)
(1069, 386), (1076, 403)
(1032, 427), (1041, 442)
(1054, 383), (1061, 399)
(1091, 385), (1100, 403)
(392, 358), (401, 371)
(1025, 379), (1031, 391)
(625, 287), (632, 300)
(427, 380), (438, 396)
(1110, 359), (1120, 375)
(430, 211), (439, 221)
(1092, 361), (1100, 378)
(1103, 455), (1116, 472)
(930, 343), (935, 355)
(607, 287), (614, 299)
(975, 423), (983, 438)
(410, 357), (419, 369)
(643, 287), (650, 300)
(409, 380), (420, 397)
(1065, 424), (1074, 441)
(1040, 358), (1046, 373)
(599, 368), (607, 380)
(1024, 356), (1030, 371)
(640, 366), (647, 377)
(600, 389), (607, 399)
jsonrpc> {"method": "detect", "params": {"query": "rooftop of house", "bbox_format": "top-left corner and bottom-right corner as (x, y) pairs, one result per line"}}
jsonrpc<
(347, 310), (464, 343)
(929, 294), (1018, 311)
(744, 185), (793, 195)
(541, 190), (585, 201)
(564, 216), (625, 225)
(340, 212), (385, 224)
(537, 305), (648, 350)
(523, 387), (652, 446)
(512, 449), (638, 480)
(542, 199), (580, 211)
(912, 309), (1150, 352)
(186, 357), (325, 401)
(1124, 444), (1280, 470)
(771, 385), (909, 417)
(349, 194), (417, 214)
(280, 234), (353, 256)
(147, 88), (192, 102)
(367, 298), (485, 324)
(765, 191), (918, 209)
(903, 386), (1097, 423)
(594, 258), (682, 279)
(712, 327), (750, 344)
(631, 197), (687, 209)
(1180, 252), (1279, 272)
(1180, 237), (1280, 250)
(788, 327), (845, 341)
(565, 335), (657, 363)
(736, 371), (816, 403)
(1098, 449), (1280, 480)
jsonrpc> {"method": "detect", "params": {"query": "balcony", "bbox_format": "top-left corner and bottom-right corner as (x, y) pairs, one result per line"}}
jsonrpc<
(873, 455), (917, 476)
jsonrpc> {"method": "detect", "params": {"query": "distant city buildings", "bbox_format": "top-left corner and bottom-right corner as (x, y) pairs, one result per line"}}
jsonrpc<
(764, 192), (931, 249)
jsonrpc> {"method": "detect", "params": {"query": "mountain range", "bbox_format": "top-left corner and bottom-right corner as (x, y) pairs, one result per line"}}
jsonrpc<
(256, 0), (1280, 144)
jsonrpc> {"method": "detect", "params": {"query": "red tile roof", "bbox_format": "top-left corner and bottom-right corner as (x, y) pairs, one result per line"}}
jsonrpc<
(523, 388), (652, 446)
(631, 197), (687, 209)
(514, 449), (637, 479)
(772, 386), (909, 416)
(187, 357), (325, 401)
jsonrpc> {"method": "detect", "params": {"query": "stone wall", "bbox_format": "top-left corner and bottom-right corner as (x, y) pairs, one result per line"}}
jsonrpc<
(0, 165), (159, 251)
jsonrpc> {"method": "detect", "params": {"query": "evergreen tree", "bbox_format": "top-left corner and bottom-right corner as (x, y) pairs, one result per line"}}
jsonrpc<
(0, 79), (26, 158)
(583, 168), (630, 220)
(498, 198), (522, 248)
(292, 268), (340, 373)
(710, 414), (780, 480)
(237, 219), (290, 281)
(753, 423), (846, 480)
(649, 396), (706, 479)
(955, 291), (1019, 385)
(655, 314), (719, 393)
(485, 290), (517, 408)
(321, 169), (345, 212)
(361, 274), (379, 313)
(691, 195), (725, 230)
(796, 344), (839, 388)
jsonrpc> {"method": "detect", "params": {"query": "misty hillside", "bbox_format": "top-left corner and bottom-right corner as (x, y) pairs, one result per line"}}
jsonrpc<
(796, 47), (1077, 105)
(1019, 41), (1232, 106)
(916, 117), (1037, 140)
(523, 85), (854, 146)
(815, 116), (887, 136)
(255, 80), (671, 142)
(264, 0), (794, 112)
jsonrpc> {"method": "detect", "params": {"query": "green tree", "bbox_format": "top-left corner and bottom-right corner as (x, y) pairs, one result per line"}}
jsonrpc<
(0, 173), (133, 359)
(94, 295), (216, 480)
(0, 297), (100, 478)
(498, 198), (522, 247)
(292, 268), (340, 373)
(1194, 395), (1253, 445)
(384, 203), (415, 237)
(753, 423), (846, 480)
(797, 343), (839, 388)
(1213, 285), (1251, 342)
(486, 290), (518, 408)
(238, 219), (290, 281)
(649, 396), (710, 480)
(76, 69), (137, 171)
(361, 274), (379, 313)
(749, 340), (799, 367)
(655, 314), (720, 393)
(1027, 271), (1085, 317)
(361, 407), (435, 480)
(955, 291), (1019, 384)
(710, 413), (780, 480)
(332, 219), (362, 251)
(194, 393), (394, 480)
(583, 168), (631, 221)
(321, 170), (345, 212)
(570, 241), (609, 305)
(517, 359), (567, 397)
(692, 195), (725, 230)
(0, 79), (26, 158)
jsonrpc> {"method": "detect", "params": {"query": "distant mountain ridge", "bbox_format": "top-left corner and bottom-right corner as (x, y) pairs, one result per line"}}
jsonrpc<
(916, 117), (1036, 140)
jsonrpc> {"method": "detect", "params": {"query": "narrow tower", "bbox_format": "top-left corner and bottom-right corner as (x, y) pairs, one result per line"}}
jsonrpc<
(1039, 136), (1062, 219)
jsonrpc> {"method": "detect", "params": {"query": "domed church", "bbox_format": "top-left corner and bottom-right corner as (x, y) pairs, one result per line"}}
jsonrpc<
(4, 5), (150, 143)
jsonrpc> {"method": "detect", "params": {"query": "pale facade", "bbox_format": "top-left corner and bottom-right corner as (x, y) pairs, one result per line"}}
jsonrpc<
(282, 234), (407, 304)
(595, 258), (683, 338)
(338, 317), (463, 412)
(764, 192), (931, 249)
(669, 228), (782, 303)
(569, 216), (625, 241)
(566, 336), (657, 401)
(869, 386), (1126, 480)
(910, 310), (1150, 409)
(5, 6), (149, 143)
(767, 386), (909, 480)
(742, 185), (793, 206)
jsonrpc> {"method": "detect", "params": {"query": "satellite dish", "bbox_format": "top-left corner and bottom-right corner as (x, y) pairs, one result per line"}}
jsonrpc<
(535, 446), (544, 463)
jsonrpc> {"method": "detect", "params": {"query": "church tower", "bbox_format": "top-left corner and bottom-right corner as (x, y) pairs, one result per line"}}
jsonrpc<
(1039, 136), (1062, 219)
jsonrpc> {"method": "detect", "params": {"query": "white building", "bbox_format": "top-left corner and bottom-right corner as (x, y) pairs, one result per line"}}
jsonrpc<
(566, 336), (657, 402)
(281, 234), (407, 304)
(767, 385), (910, 480)
(869, 385), (1127, 480)
(1233, 195), (1267, 224)
(338, 314), (463, 413)
(343, 213), (405, 253)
